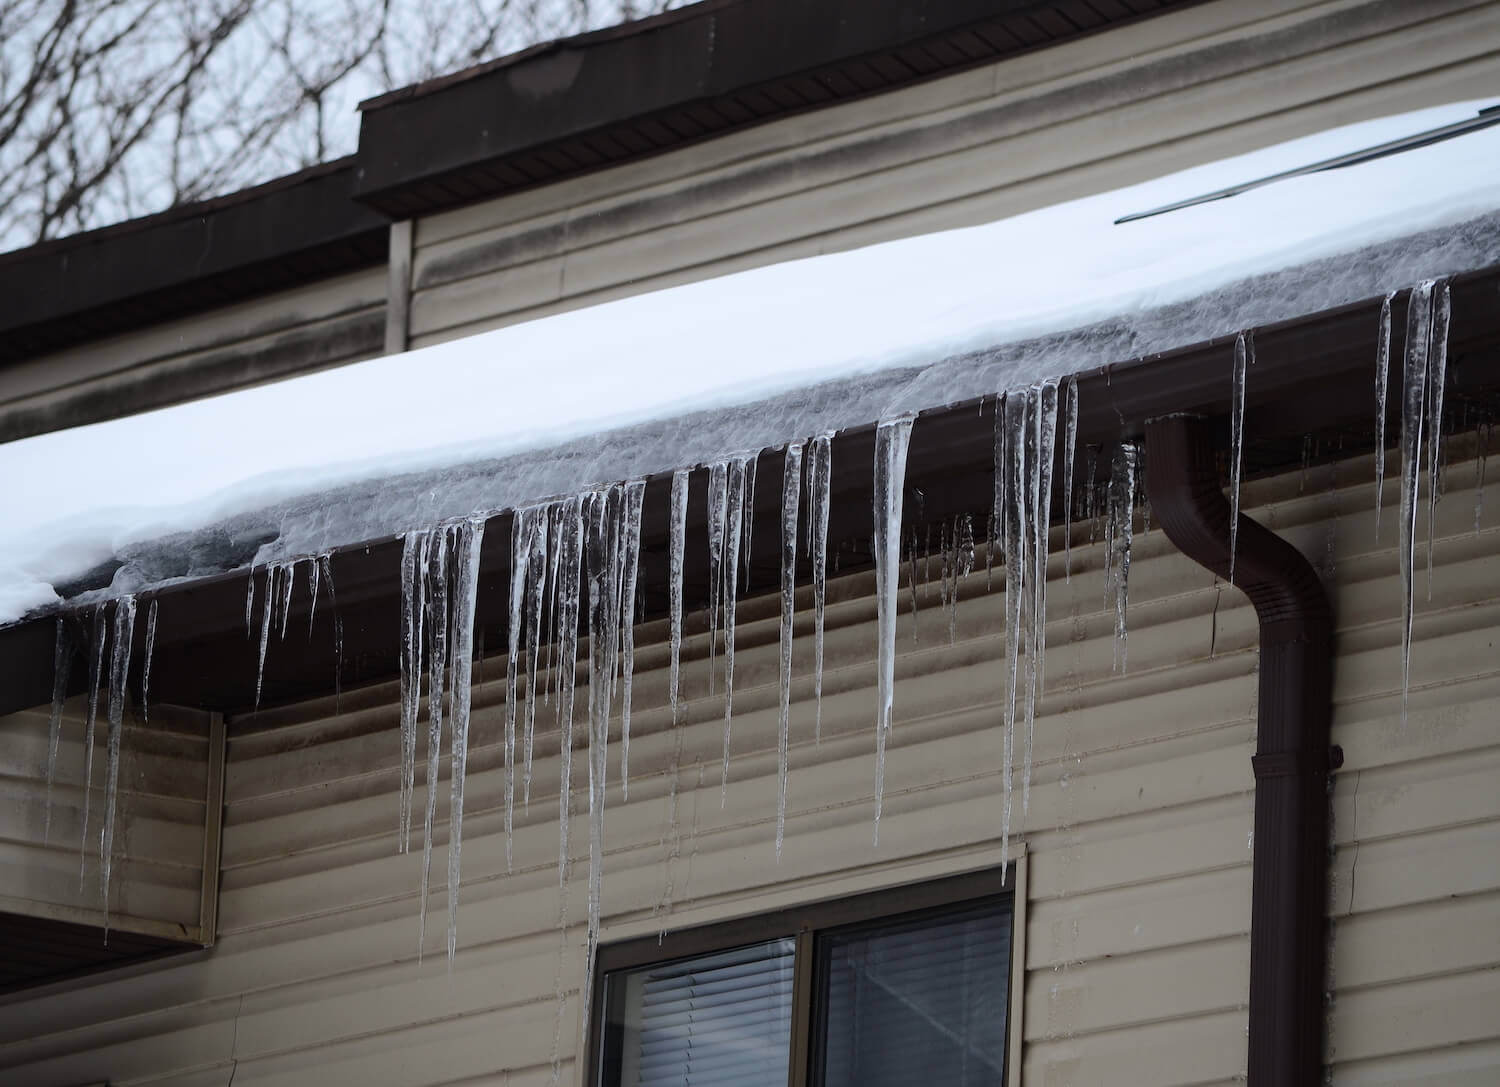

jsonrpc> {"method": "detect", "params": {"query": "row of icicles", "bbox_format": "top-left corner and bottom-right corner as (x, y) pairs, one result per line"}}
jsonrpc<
(40, 279), (1468, 973)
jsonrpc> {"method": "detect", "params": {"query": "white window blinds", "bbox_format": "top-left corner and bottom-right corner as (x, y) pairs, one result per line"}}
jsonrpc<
(614, 937), (795, 1087)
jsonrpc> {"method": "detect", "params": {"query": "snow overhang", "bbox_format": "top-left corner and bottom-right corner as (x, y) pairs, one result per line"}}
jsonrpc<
(1, 101), (1499, 717)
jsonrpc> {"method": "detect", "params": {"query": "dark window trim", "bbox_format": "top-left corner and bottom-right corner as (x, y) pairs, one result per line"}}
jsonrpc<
(587, 865), (1015, 1087)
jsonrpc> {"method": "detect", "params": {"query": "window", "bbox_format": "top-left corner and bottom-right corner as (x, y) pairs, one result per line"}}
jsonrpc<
(590, 869), (1015, 1087)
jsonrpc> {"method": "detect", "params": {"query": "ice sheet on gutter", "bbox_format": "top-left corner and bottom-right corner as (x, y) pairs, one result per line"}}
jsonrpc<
(2, 100), (1499, 622)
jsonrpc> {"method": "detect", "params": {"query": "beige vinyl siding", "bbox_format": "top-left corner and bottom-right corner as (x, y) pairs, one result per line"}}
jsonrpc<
(0, 702), (215, 942)
(0, 266), (386, 439)
(403, 0), (1500, 349)
(0, 447), (1494, 1085)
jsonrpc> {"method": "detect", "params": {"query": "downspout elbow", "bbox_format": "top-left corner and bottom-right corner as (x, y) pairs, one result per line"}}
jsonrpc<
(1144, 414), (1334, 1086)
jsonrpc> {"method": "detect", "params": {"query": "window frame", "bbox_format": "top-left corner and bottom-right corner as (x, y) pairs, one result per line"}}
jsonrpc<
(587, 864), (1023, 1087)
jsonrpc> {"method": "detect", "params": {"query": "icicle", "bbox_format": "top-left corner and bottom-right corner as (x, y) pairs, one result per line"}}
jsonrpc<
(871, 416), (915, 845)
(555, 496), (584, 889)
(777, 441), (804, 860)
(101, 594), (137, 935)
(1426, 282), (1451, 600)
(244, 569), (256, 638)
(1110, 443), (1139, 674)
(1000, 393), (1028, 872)
(1063, 376), (1079, 582)
(141, 599), (158, 725)
(1229, 332), (1252, 584)
(742, 455), (758, 594)
(319, 553), (344, 709)
(400, 531), (423, 855)
(254, 564), (274, 710)
(306, 554), (321, 636)
(583, 487), (624, 1029)
(277, 558), (295, 640)
(990, 396), (1004, 589)
(619, 481), (646, 801)
(543, 503), (563, 712)
(707, 461), (728, 695)
(79, 603), (107, 885)
(504, 515), (528, 871)
(1084, 445), (1100, 546)
(668, 469), (689, 725)
(44, 619), (73, 843)
(446, 517), (484, 964)
(1399, 282), (1435, 717)
(719, 455), (750, 801)
(808, 434), (832, 744)
(1023, 381), (1058, 817)
(523, 509), (550, 818)
(1375, 292), (1395, 541)
(418, 533), (449, 959)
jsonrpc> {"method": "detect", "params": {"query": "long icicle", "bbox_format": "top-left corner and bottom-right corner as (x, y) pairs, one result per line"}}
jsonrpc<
(399, 531), (423, 854)
(582, 487), (621, 1038)
(523, 508), (550, 827)
(254, 564), (274, 710)
(141, 600), (158, 724)
(44, 619), (73, 844)
(101, 594), (137, 936)
(777, 441), (804, 860)
(619, 481), (646, 801)
(1024, 381), (1059, 816)
(1110, 443), (1139, 674)
(1425, 282), (1451, 600)
(446, 517), (485, 964)
(809, 434), (832, 744)
(306, 554), (320, 636)
(1000, 393), (1028, 870)
(719, 456), (748, 803)
(1399, 281), (1435, 717)
(555, 496), (584, 890)
(871, 416), (915, 845)
(505, 513), (532, 872)
(1229, 332), (1251, 584)
(1063, 376), (1078, 582)
(1374, 292), (1395, 540)
(418, 533), (449, 959)
(668, 469), (689, 725)
(79, 602), (108, 886)
(319, 553), (344, 710)
(706, 461), (728, 696)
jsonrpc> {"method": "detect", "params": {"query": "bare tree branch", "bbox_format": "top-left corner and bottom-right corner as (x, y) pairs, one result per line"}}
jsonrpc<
(0, 0), (685, 248)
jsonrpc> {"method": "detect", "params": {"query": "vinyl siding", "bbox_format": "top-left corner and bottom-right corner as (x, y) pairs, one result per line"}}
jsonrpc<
(0, 701), (214, 942)
(0, 448), (1494, 1085)
(403, 0), (1500, 349)
(0, 267), (387, 441)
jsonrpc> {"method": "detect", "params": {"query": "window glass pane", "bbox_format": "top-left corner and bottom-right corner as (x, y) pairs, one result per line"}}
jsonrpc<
(816, 898), (1010, 1087)
(603, 937), (795, 1087)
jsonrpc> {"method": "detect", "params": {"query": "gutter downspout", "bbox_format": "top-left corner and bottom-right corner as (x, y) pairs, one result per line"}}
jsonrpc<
(1144, 414), (1336, 1086)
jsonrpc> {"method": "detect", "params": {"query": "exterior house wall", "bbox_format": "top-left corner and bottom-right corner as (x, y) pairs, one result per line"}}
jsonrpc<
(0, 266), (386, 441)
(403, 0), (1500, 350)
(0, 452), (1494, 1085)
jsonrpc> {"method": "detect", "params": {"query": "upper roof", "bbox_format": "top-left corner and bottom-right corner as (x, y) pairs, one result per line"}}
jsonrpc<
(0, 0), (1199, 368)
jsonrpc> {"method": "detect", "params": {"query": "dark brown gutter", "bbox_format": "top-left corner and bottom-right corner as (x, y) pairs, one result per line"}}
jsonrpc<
(1145, 413), (1335, 1085)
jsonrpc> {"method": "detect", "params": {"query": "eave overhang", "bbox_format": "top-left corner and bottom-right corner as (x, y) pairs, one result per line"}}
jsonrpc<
(2, 264), (1496, 721)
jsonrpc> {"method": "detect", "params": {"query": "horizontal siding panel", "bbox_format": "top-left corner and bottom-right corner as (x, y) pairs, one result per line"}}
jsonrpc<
(1022, 1009), (1248, 1087)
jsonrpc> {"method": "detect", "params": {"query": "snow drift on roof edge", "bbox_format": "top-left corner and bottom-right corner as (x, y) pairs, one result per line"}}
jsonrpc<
(1, 100), (1498, 622)
(9, 205), (1496, 624)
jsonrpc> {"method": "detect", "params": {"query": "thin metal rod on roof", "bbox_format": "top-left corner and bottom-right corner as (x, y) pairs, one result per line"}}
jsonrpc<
(1114, 106), (1500, 225)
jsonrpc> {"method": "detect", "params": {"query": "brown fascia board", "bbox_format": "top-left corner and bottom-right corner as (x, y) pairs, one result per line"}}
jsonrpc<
(0, 159), (389, 368)
(353, 0), (1202, 217)
(1, 265), (1496, 721)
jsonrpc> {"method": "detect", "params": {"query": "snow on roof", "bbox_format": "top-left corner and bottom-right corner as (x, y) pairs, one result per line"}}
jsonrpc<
(3, 100), (1499, 623)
